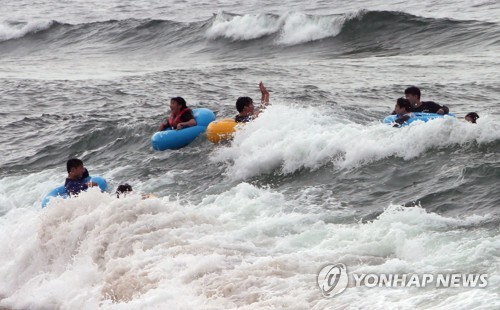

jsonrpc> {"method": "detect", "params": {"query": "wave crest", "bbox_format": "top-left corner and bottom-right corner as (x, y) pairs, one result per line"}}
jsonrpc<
(206, 13), (281, 41)
(278, 12), (345, 45)
(206, 12), (346, 45)
(2, 11), (498, 56)
(0, 20), (54, 42)
(211, 105), (500, 180)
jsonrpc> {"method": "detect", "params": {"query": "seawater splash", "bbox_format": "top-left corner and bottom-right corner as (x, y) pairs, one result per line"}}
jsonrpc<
(211, 105), (500, 180)
(206, 11), (347, 45)
(0, 184), (496, 308)
(0, 20), (54, 41)
(277, 12), (346, 45)
(206, 13), (282, 41)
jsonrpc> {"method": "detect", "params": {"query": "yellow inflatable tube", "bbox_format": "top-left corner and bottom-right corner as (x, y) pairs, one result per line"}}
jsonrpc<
(206, 119), (238, 143)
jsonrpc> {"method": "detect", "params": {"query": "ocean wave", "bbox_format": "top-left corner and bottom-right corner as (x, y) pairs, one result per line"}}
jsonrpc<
(206, 12), (346, 45)
(278, 12), (346, 45)
(0, 18), (187, 48)
(206, 12), (282, 41)
(0, 183), (496, 308)
(211, 105), (500, 180)
(0, 20), (55, 41)
(1, 11), (499, 57)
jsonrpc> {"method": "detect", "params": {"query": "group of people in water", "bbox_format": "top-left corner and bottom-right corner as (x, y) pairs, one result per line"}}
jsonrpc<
(159, 83), (479, 132)
(392, 86), (480, 126)
(158, 82), (270, 131)
(65, 158), (137, 198)
(64, 83), (273, 198)
(62, 84), (480, 198)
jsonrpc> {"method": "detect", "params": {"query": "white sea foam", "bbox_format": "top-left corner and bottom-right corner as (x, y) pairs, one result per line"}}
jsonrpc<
(0, 169), (62, 215)
(211, 104), (500, 180)
(0, 182), (496, 309)
(0, 20), (53, 41)
(206, 12), (346, 45)
(206, 13), (281, 41)
(277, 12), (344, 45)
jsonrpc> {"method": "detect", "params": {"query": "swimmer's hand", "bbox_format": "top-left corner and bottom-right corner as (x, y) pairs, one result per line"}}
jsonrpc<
(259, 82), (269, 105)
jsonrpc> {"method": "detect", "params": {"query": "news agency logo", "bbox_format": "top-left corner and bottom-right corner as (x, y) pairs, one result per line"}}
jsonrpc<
(317, 263), (349, 298)
(317, 263), (488, 298)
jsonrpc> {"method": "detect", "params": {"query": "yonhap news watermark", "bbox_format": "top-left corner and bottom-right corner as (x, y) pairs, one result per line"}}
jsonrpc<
(317, 263), (488, 298)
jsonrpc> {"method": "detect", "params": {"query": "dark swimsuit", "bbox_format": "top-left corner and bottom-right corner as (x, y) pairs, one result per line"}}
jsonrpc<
(235, 114), (254, 123)
(410, 101), (449, 114)
(65, 168), (90, 195)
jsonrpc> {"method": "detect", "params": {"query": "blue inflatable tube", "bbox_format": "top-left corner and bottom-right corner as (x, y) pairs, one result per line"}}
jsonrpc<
(151, 108), (216, 151)
(383, 112), (455, 127)
(41, 176), (107, 208)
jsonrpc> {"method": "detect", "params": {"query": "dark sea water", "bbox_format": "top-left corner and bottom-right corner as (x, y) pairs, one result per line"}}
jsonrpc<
(1, 1), (499, 309)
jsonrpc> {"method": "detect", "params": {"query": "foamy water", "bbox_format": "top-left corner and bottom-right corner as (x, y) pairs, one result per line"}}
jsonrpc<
(206, 12), (345, 45)
(0, 185), (497, 308)
(0, 20), (53, 41)
(212, 105), (500, 180)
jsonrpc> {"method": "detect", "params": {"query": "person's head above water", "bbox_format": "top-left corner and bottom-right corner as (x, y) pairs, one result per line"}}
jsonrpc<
(66, 158), (85, 177)
(236, 96), (254, 115)
(465, 112), (479, 123)
(116, 183), (133, 198)
(169, 97), (187, 114)
(394, 97), (411, 114)
(404, 86), (421, 105)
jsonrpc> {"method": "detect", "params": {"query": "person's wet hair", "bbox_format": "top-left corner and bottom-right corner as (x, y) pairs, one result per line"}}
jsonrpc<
(236, 97), (253, 112)
(465, 112), (479, 123)
(404, 86), (421, 100)
(396, 97), (411, 112)
(171, 97), (187, 109)
(66, 158), (83, 173)
(116, 183), (133, 198)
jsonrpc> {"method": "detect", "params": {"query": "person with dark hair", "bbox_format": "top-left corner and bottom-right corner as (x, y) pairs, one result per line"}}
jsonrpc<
(404, 86), (449, 114)
(65, 158), (97, 196)
(392, 98), (413, 127)
(116, 183), (132, 198)
(159, 96), (197, 131)
(465, 112), (479, 123)
(115, 183), (156, 199)
(235, 82), (270, 123)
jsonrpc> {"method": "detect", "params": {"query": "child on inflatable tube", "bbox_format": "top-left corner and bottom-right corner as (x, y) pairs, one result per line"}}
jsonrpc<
(65, 158), (98, 196)
(392, 98), (413, 127)
(159, 97), (197, 131)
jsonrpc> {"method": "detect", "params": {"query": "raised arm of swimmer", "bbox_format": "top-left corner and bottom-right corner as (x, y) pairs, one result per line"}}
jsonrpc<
(234, 82), (271, 123)
(259, 81), (269, 106)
